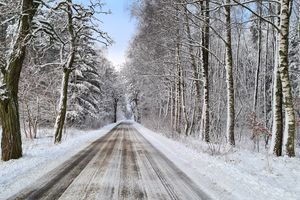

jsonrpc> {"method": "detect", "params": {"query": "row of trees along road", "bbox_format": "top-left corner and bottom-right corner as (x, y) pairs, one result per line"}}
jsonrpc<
(124, 0), (300, 157)
(0, 0), (124, 161)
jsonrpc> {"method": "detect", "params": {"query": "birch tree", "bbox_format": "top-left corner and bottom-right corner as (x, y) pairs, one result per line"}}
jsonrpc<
(277, 0), (295, 156)
(126, 0), (299, 155)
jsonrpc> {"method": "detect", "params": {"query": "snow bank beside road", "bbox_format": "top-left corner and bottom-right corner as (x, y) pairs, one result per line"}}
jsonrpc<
(0, 123), (117, 199)
(133, 122), (300, 200)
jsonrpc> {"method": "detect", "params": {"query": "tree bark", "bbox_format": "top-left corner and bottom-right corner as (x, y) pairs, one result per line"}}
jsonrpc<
(184, 4), (201, 135)
(270, 70), (283, 156)
(253, 0), (262, 112)
(264, 2), (272, 146)
(53, 0), (76, 143)
(225, 0), (235, 146)
(270, 2), (284, 156)
(180, 65), (189, 136)
(252, 0), (263, 151)
(175, 42), (182, 133)
(0, 95), (22, 160)
(0, 0), (38, 161)
(200, 0), (210, 142)
(113, 98), (118, 123)
(54, 68), (72, 143)
(278, 0), (295, 157)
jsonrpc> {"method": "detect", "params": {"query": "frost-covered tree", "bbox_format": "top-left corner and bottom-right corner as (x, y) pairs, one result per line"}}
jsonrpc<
(47, 0), (112, 143)
(125, 0), (299, 157)
(0, 0), (39, 161)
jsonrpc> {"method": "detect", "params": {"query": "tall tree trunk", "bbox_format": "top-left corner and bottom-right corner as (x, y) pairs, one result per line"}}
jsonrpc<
(270, 2), (284, 156)
(0, 0), (38, 161)
(252, 0), (263, 151)
(174, 2), (183, 133)
(264, 2), (273, 147)
(175, 42), (182, 133)
(278, 0), (295, 157)
(224, 0), (235, 146)
(200, 0), (210, 142)
(264, 19), (271, 147)
(184, 5), (201, 135)
(54, 0), (76, 143)
(54, 68), (72, 143)
(253, 0), (262, 112)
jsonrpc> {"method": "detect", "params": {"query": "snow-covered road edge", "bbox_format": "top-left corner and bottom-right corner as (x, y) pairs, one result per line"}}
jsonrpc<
(133, 123), (232, 200)
(133, 122), (300, 200)
(0, 123), (118, 199)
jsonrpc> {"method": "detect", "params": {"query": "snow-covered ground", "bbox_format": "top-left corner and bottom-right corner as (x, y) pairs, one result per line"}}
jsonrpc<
(1, 122), (299, 200)
(133, 123), (300, 200)
(0, 123), (117, 199)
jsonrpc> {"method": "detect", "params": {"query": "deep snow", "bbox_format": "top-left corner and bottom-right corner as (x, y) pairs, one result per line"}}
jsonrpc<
(0, 123), (117, 199)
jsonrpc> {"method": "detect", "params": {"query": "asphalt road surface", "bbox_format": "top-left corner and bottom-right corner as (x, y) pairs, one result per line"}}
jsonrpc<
(9, 122), (211, 200)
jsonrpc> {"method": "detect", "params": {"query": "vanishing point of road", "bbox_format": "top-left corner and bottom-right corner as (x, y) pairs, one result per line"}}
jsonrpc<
(9, 122), (211, 200)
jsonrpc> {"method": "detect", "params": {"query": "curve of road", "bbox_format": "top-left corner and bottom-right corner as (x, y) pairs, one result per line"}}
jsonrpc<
(8, 122), (211, 200)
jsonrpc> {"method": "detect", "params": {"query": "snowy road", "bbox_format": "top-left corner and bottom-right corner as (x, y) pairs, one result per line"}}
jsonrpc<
(8, 122), (210, 200)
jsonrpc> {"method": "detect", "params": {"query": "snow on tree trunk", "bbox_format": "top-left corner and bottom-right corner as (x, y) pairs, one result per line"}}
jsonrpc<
(200, 0), (210, 142)
(263, 3), (273, 145)
(252, 0), (263, 151)
(0, 0), (38, 161)
(224, 0), (235, 146)
(175, 41), (182, 133)
(270, 3), (284, 156)
(54, 68), (72, 143)
(184, 4), (200, 135)
(180, 65), (190, 136)
(278, 0), (296, 157)
(54, 0), (76, 143)
(270, 70), (283, 156)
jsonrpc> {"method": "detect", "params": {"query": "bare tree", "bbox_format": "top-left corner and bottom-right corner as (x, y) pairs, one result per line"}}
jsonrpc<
(0, 0), (39, 161)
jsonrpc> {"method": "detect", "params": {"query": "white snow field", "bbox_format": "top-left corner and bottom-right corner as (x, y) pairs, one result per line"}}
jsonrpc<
(0, 121), (299, 200)
(0, 123), (118, 199)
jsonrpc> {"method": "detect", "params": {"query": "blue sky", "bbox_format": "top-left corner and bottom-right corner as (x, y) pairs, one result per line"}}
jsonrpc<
(81, 0), (137, 67)
(100, 0), (136, 67)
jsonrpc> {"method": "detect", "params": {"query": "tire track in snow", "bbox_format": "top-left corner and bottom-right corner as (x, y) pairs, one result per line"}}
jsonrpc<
(118, 126), (147, 200)
(59, 128), (122, 200)
(8, 122), (211, 200)
(8, 125), (119, 200)
(132, 127), (211, 200)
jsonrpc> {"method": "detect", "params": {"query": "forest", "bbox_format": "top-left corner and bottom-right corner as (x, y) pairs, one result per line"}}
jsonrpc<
(124, 0), (300, 157)
(0, 0), (299, 163)
(0, 0), (126, 161)
(0, 0), (300, 199)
